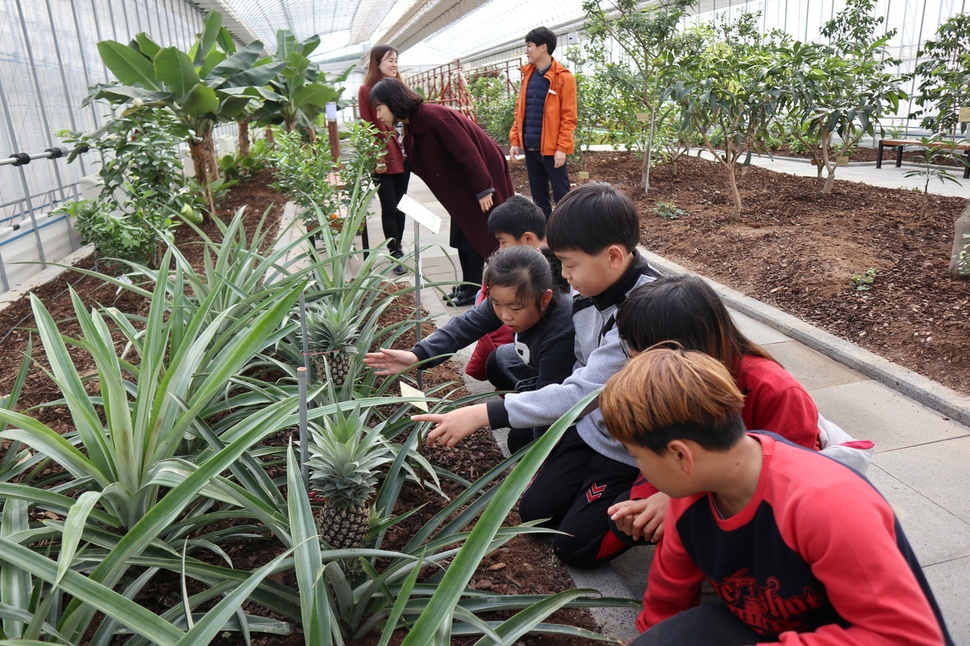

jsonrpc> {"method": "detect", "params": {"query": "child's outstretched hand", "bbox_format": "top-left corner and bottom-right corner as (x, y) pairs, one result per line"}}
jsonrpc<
(362, 348), (418, 375)
(608, 492), (670, 543)
(412, 404), (490, 448)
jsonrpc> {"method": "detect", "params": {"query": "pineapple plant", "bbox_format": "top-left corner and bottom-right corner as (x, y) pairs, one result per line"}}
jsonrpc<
(303, 299), (365, 387)
(308, 405), (392, 550)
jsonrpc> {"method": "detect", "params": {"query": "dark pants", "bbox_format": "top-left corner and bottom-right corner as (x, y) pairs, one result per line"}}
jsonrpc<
(518, 430), (640, 568)
(374, 163), (410, 252)
(457, 246), (484, 286)
(524, 149), (570, 218)
(631, 602), (767, 645)
(485, 344), (540, 454)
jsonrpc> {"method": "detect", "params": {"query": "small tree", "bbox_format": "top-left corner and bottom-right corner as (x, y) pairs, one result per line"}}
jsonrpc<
(90, 11), (285, 215)
(467, 72), (518, 146)
(902, 135), (965, 194)
(665, 14), (797, 217)
(56, 106), (198, 268)
(789, 0), (906, 194)
(581, 0), (696, 192)
(912, 13), (970, 136)
(248, 29), (349, 140)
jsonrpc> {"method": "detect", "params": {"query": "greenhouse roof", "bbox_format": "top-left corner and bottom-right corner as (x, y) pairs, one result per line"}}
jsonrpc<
(203, 0), (593, 66)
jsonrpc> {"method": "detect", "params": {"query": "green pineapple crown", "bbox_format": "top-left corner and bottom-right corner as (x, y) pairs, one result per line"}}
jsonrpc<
(308, 405), (392, 510)
(303, 299), (365, 354)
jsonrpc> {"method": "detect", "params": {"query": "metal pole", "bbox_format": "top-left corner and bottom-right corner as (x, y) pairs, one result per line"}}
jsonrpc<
(0, 244), (9, 292)
(15, 0), (69, 204)
(413, 219), (423, 391)
(297, 367), (309, 491)
(68, 0), (101, 131)
(299, 291), (311, 375)
(0, 75), (47, 267)
(44, 0), (88, 178)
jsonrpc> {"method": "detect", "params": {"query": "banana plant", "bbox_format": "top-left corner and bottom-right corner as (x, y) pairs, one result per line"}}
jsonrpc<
(249, 29), (350, 138)
(89, 11), (286, 212)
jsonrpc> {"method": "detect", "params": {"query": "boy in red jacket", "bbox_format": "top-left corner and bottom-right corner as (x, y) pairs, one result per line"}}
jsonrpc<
(600, 347), (953, 646)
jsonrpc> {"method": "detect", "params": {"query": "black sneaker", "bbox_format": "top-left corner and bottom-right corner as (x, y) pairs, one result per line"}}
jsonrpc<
(390, 248), (406, 275)
(445, 285), (476, 307)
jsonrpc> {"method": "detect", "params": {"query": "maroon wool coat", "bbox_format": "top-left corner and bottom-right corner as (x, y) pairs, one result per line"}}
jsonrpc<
(402, 103), (513, 260)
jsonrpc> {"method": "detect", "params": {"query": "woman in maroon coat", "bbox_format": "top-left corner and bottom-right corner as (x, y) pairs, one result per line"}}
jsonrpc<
(369, 78), (514, 306)
(358, 46), (410, 275)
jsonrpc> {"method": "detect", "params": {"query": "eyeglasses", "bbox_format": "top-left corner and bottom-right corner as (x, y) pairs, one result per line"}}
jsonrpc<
(619, 335), (632, 358)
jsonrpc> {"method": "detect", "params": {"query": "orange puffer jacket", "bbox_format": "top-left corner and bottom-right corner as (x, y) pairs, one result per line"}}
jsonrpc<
(509, 59), (577, 157)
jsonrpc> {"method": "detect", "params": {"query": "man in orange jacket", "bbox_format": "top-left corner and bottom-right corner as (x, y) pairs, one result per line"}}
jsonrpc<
(509, 27), (577, 219)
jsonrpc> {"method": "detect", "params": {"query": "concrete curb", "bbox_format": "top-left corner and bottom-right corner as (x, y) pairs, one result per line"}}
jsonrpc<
(639, 249), (970, 427)
(0, 243), (94, 315)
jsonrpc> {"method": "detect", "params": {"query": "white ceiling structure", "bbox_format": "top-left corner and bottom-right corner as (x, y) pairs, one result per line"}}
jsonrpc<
(200, 0), (592, 68)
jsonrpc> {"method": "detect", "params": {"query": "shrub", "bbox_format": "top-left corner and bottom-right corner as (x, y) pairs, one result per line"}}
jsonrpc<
(850, 267), (878, 291)
(656, 201), (688, 220)
(467, 74), (518, 145)
(56, 105), (198, 267)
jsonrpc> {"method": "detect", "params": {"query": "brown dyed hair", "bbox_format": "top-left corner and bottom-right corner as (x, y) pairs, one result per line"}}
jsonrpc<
(601, 347), (746, 454)
(616, 274), (775, 380)
(364, 45), (399, 88)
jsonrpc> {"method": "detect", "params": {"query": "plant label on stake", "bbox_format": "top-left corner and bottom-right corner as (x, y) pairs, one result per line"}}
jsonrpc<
(398, 195), (441, 235)
(400, 381), (428, 412)
(959, 107), (970, 123)
(398, 195), (442, 390)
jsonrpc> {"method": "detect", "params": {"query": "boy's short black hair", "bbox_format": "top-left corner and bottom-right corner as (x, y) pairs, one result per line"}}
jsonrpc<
(546, 183), (641, 255)
(525, 27), (557, 55)
(488, 194), (546, 239)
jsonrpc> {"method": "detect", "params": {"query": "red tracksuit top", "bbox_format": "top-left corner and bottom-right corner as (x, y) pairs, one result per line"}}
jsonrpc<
(639, 433), (952, 645)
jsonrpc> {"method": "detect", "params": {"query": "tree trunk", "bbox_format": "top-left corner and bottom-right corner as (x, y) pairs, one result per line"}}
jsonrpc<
(949, 200), (970, 275)
(265, 125), (274, 144)
(725, 159), (742, 219)
(188, 139), (209, 187)
(643, 105), (656, 193)
(238, 119), (250, 157)
(822, 165), (836, 193)
(203, 132), (220, 182)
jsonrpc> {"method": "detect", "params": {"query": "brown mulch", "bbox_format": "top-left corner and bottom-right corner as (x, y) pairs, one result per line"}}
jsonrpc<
(516, 149), (970, 398)
(0, 170), (604, 645)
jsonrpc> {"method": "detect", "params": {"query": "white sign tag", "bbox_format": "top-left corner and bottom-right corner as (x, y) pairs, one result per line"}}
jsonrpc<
(400, 381), (429, 412)
(398, 194), (442, 235)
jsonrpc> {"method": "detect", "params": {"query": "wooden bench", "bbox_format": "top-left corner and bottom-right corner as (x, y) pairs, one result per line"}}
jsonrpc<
(877, 138), (970, 178)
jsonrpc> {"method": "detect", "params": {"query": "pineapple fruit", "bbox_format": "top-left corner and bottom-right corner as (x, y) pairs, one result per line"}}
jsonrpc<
(308, 406), (392, 550)
(303, 299), (364, 387)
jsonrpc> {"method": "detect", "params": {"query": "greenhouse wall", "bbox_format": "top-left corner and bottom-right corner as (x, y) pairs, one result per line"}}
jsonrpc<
(689, 0), (970, 126)
(0, 0), (207, 294)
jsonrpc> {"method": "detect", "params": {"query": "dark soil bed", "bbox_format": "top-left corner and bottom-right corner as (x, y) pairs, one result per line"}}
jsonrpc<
(514, 150), (970, 398)
(0, 169), (602, 645)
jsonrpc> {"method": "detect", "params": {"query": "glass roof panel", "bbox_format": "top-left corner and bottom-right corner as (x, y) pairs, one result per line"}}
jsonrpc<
(215, 0), (593, 62)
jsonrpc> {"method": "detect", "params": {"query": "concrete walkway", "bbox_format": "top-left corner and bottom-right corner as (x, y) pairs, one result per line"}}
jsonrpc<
(363, 153), (970, 643)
